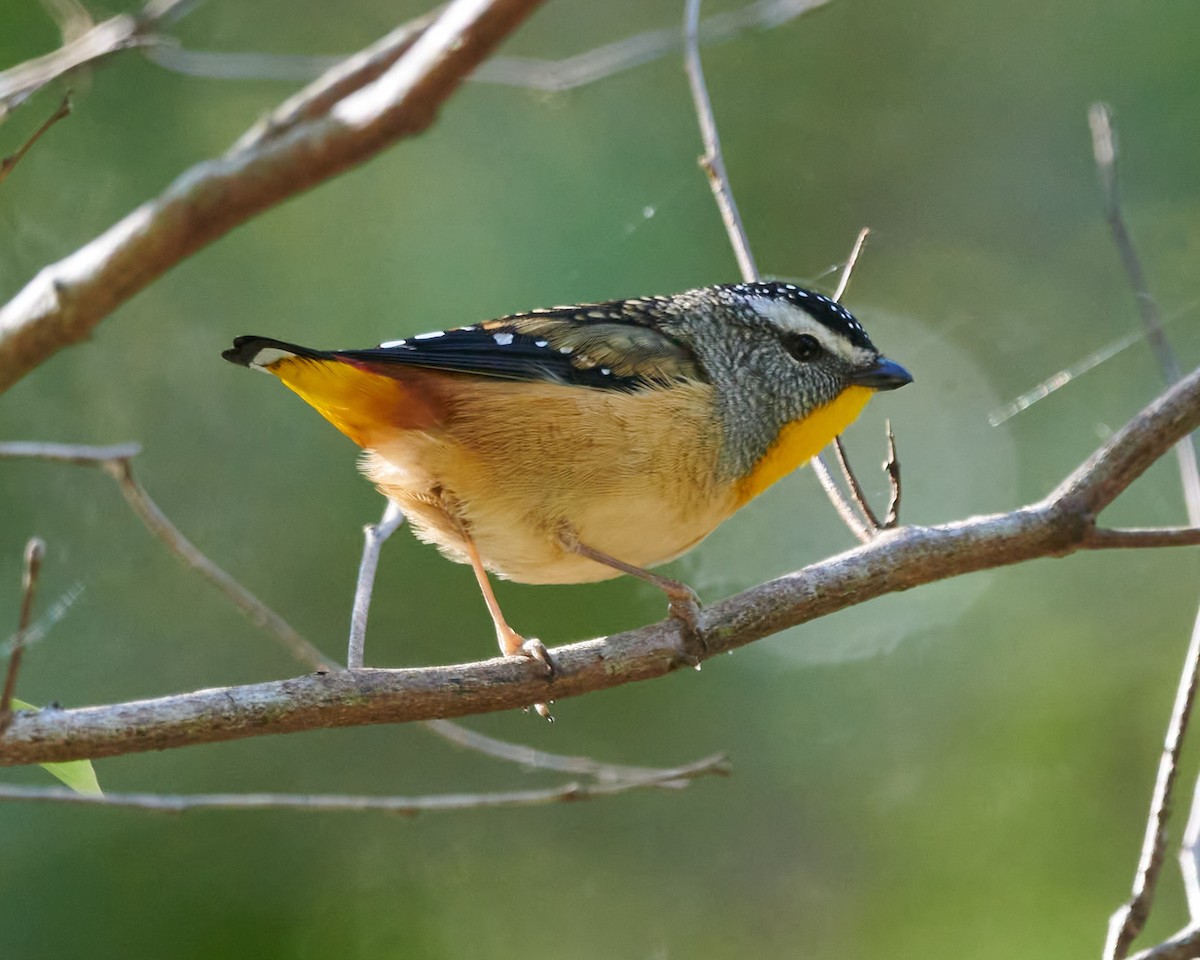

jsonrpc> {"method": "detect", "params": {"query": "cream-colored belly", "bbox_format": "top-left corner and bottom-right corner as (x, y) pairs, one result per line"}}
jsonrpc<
(361, 380), (737, 584)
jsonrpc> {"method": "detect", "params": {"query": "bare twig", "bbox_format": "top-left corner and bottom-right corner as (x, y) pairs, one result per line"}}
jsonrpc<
(3, 363), (1200, 766)
(0, 0), (196, 114)
(0, 0), (548, 392)
(423, 719), (725, 787)
(1, 441), (689, 780)
(1083, 528), (1200, 550)
(1092, 102), (1200, 960)
(0, 94), (71, 185)
(150, 0), (831, 94)
(0, 752), (728, 812)
(831, 437), (881, 531)
(0, 441), (333, 672)
(1108, 609), (1200, 960)
(40, 0), (95, 44)
(1130, 926), (1200, 960)
(1089, 103), (1200, 525)
(682, 2), (882, 537)
(808, 454), (872, 543)
(0, 539), (45, 733)
(883, 421), (901, 528)
(230, 10), (441, 152)
(832, 226), (870, 302)
(683, 0), (757, 283)
(348, 501), (406, 669)
(823, 227), (895, 534)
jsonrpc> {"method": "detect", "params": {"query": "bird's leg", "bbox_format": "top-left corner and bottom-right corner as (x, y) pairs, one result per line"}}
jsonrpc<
(458, 532), (554, 720)
(557, 526), (705, 658)
(459, 534), (553, 674)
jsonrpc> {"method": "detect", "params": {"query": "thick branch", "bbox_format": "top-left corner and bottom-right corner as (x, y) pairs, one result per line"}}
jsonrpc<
(0, 0), (546, 392)
(2, 364), (1199, 766)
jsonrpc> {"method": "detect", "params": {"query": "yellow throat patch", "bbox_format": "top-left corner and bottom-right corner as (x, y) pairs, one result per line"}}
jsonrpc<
(736, 385), (875, 505)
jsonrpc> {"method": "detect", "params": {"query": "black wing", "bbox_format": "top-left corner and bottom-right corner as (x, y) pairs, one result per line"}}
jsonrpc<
(337, 298), (703, 392)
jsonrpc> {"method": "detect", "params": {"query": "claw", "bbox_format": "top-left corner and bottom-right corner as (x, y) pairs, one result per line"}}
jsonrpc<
(665, 584), (706, 666)
(518, 637), (555, 677)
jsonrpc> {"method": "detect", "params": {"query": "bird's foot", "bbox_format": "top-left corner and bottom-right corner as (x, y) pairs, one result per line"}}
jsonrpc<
(498, 627), (555, 720)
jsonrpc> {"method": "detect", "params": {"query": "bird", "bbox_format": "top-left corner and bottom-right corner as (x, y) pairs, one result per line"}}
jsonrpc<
(223, 280), (912, 680)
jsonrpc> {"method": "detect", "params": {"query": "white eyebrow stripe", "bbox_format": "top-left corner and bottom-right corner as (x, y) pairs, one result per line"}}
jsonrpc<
(746, 296), (873, 363)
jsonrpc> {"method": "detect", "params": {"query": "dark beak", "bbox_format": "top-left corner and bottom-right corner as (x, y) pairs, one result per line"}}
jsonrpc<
(851, 356), (913, 391)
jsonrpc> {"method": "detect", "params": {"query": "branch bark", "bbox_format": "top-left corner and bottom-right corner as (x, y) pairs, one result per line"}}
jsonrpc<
(3, 363), (1199, 766)
(0, 0), (547, 392)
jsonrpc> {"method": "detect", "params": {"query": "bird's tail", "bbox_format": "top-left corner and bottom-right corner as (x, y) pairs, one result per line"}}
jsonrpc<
(223, 336), (440, 447)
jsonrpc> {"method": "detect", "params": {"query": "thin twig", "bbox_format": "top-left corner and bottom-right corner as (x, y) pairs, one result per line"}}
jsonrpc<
(1129, 925), (1200, 960)
(0, 441), (333, 671)
(817, 227), (891, 537)
(1083, 528), (1200, 550)
(1089, 103), (1200, 526)
(348, 501), (405, 669)
(1, 440), (680, 780)
(0, 94), (71, 185)
(1092, 102), (1200, 960)
(0, 0), (196, 114)
(883, 420), (901, 528)
(0, 752), (728, 812)
(683, 0), (757, 282)
(832, 226), (870, 302)
(808, 454), (872, 543)
(423, 719), (726, 787)
(230, 10), (441, 152)
(150, 0), (831, 94)
(0, 538), (44, 733)
(682, 2), (883, 537)
(831, 437), (881, 530)
(1107, 607), (1200, 960)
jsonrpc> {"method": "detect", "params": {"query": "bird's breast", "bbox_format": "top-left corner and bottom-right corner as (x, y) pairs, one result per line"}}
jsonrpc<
(362, 378), (738, 584)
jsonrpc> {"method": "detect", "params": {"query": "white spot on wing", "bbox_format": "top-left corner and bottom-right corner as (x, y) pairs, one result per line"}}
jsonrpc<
(414, 330), (445, 340)
(493, 332), (514, 346)
(378, 339), (408, 348)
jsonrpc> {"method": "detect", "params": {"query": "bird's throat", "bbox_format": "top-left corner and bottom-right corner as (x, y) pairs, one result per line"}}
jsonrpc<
(736, 386), (875, 505)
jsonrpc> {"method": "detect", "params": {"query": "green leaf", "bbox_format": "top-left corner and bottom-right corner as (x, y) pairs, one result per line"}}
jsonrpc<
(10, 698), (103, 796)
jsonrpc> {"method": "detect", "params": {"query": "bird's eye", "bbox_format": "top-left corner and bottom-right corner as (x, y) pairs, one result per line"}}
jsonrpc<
(784, 333), (822, 363)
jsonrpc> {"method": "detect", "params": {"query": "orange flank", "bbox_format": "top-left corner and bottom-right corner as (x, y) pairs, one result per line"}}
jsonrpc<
(736, 385), (874, 505)
(264, 356), (443, 447)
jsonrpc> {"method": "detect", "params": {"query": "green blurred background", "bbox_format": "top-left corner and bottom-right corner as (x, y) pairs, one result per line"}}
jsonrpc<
(3, 0), (1200, 956)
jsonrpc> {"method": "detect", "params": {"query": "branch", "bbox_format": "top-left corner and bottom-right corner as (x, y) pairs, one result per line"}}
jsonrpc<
(1129, 925), (1200, 960)
(148, 0), (832, 94)
(0, 94), (71, 184)
(0, 752), (728, 812)
(683, 0), (757, 282)
(0, 0), (548, 392)
(3, 363), (1199, 766)
(0, 0), (194, 114)
(422, 719), (722, 787)
(348, 501), (406, 669)
(1091, 102), (1200, 960)
(0, 538), (45, 733)
(0, 441), (333, 672)
(1, 440), (715, 783)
